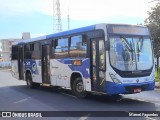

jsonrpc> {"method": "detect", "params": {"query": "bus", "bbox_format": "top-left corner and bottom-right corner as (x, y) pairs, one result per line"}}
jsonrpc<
(11, 23), (155, 98)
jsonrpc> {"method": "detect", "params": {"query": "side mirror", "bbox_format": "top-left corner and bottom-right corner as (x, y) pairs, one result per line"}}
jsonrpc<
(105, 40), (110, 51)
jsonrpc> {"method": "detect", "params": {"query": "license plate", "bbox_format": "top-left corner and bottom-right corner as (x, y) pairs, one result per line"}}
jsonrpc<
(134, 88), (141, 93)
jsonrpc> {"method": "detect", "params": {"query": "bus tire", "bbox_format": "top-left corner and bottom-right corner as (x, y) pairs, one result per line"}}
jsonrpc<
(72, 77), (87, 98)
(26, 73), (40, 88)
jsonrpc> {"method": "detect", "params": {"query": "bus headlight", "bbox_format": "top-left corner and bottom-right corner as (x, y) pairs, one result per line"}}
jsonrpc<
(109, 73), (122, 84)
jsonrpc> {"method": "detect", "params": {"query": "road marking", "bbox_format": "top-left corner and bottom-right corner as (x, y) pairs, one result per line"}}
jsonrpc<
(79, 116), (89, 120)
(14, 97), (31, 104)
(79, 113), (91, 120)
(145, 117), (158, 120)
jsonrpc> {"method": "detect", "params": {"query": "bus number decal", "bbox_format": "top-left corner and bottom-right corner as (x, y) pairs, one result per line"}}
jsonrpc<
(26, 61), (31, 66)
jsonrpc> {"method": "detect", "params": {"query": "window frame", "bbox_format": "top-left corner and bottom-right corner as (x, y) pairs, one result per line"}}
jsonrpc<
(31, 42), (40, 59)
(69, 34), (87, 58)
(54, 37), (69, 59)
(11, 45), (19, 60)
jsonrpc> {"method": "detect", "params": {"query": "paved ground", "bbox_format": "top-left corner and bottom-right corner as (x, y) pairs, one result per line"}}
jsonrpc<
(0, 69), (160, 120)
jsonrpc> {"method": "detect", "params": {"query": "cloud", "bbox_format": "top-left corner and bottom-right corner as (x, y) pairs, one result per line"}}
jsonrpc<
(37, 0), (150, 20)
(0, 0), (41, 16)
(68, 0), (150, 20)
(0, 0), (150, 19)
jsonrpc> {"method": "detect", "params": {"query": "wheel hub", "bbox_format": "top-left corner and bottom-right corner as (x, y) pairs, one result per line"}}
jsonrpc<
(76, 82), (84, 92)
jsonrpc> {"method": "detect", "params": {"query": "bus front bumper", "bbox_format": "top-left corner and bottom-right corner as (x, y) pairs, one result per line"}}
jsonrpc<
(105, 81), (155, 95)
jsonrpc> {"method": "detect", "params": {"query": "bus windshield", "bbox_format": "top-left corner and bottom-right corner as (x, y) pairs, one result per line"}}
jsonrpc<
(109, 36), (153, 71)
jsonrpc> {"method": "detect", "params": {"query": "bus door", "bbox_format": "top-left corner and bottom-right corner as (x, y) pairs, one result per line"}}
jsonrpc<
(91, 39), (106, 92)
(18, 46), (24, 80)
(42, 44), (51, 84)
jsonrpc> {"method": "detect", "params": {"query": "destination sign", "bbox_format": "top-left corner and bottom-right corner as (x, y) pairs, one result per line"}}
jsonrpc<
(108, 25), (150, 35)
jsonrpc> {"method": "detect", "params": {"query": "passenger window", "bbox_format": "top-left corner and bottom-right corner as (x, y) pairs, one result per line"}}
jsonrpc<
(30, 44), (34, 51)
(24, 44), (32, 59)
(69, 35), (87, 58)
(25, 44), (30, 51)
(55, 38), (69, 59)
(32, 43), (40, 59)
(11, 46), (18, 60)
(99, 40), (105, 70)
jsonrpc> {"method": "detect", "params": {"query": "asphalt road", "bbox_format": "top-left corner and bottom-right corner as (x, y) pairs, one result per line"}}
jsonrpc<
(0, 70), (160, 120)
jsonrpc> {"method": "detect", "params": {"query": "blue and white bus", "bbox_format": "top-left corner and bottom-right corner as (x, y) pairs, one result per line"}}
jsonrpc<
(11, 23), (155, 98)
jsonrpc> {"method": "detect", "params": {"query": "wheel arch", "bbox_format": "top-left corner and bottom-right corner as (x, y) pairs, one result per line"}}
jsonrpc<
(70, 72), (86, 90)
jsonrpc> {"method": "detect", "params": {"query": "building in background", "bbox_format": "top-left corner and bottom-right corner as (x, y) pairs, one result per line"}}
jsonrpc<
(0, 42), (2, 62)
(0, 32), (30, 62)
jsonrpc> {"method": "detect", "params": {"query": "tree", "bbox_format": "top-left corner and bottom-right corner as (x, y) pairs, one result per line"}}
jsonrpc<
(145, 0), (160, 69)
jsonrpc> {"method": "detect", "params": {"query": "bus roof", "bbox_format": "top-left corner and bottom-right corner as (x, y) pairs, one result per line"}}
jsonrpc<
(13, 23), (149, 45)
(14, 24), (96, 45)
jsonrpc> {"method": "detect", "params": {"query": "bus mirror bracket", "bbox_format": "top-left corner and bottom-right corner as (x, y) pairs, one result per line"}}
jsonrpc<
(105, 40), (110, 51)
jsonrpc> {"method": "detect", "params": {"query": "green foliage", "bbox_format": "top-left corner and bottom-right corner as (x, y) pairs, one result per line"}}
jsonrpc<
(155, 67), (160, 82)
(145, 1), (160, 57)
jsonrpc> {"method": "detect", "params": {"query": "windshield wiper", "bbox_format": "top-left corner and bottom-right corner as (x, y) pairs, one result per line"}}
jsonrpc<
(139, 37), (144, 52)
(120, 36), (134, 61)
(121, 37), (132, 52)
(137, 37), (144, 62)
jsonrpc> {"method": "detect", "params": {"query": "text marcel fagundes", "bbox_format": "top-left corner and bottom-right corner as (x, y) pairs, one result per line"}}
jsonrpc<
(129, 112), (158, 117)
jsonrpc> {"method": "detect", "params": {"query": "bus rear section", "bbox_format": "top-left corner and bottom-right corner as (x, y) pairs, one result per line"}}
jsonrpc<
(11, 45), (24, 80)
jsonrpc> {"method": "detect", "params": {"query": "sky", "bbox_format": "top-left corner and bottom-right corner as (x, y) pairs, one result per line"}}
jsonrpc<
(0, 0), (156, 39)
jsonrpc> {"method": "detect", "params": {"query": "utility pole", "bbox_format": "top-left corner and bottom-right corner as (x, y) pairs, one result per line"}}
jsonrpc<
(67, 8), (70, 30)
(53, 0), (62, 33)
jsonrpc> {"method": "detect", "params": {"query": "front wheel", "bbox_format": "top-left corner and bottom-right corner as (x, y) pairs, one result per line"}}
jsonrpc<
(72, 77), (87, 98)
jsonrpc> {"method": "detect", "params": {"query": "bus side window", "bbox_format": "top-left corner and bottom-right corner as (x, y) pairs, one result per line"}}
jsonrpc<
(32, 43), (40, 59)
(69, 35), (87, 58)
(24, 44), (31, 59)
(30, 44), (34, 51)
(12, 46), (18, 60)
(55, 38), (69, 59)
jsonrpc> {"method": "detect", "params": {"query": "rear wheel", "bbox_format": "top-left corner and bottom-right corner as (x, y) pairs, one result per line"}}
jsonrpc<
(26, 73), (40, 88)
(72, 77), (87, 98)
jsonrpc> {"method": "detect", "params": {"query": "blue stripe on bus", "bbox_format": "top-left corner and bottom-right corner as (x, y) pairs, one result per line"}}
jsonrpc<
(46, 25), (95, 39)
(105, 81), (155, 95)
(17, 36), (47, 45)
(16, 25), (95, 45)
(57, 58), (90, 78)
(69, 59), (90, 78)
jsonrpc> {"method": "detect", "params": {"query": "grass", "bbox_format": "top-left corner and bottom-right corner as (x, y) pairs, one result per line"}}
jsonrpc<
(155, 67), (160, 82)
